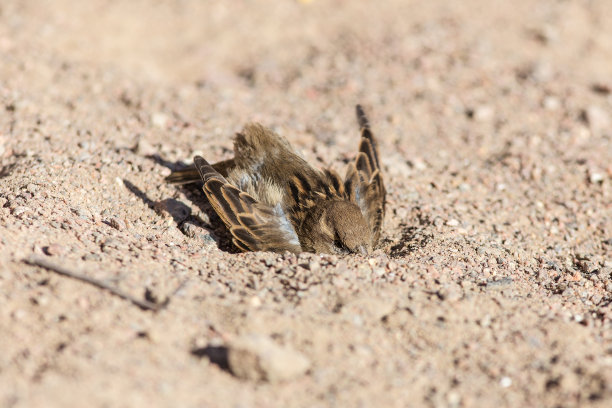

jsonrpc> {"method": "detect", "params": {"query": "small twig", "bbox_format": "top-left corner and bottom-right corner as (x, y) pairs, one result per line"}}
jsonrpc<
(24, 255), (169, 312)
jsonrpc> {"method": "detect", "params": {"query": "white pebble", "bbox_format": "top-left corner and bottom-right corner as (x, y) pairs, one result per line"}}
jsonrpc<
(227, 334), (310, 382)
(446, 219), (460, 227)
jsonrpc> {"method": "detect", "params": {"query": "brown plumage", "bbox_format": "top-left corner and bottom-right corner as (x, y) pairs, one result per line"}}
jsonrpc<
(166, 105), (386, 255)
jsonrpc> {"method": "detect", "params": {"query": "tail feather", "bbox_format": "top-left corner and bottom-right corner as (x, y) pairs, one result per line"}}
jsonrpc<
(344, 105), (386, 248)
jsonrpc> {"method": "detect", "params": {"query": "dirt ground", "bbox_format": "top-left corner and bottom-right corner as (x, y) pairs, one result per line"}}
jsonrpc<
(1, 0), (611, 407)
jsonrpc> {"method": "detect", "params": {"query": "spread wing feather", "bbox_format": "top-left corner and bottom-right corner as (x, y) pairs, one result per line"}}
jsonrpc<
(165, 159), (235, 185)
(344, 105), (386, 247)
(193, 156), (302, 253)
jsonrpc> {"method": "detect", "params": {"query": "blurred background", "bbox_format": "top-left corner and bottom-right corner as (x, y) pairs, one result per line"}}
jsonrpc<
(2, 0), (611, 155)
(4, 0), (611, 83)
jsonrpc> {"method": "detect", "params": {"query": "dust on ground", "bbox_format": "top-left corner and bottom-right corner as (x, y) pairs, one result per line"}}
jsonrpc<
(1, 1), (611, 407)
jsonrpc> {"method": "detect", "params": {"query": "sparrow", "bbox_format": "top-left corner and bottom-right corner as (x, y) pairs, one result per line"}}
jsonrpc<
(166, 105), (385, 255)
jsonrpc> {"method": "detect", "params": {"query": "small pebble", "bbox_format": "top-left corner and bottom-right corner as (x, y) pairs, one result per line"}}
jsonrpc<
(479, 314), (492, 328)
(106, 217), (126, 231)
(458, 182), (471, 192)
(226, 334), (311, 382)
(582, 105), (610, 132)
(394, 207), (409, 219)
(589, 172), (604, 184)
(151, 112), (169, 129)
(373, 267), (386, 277)
(249, 296), (262, 308)
(439, 284), (462, 302)
(446, 219), (460, 227)
(43, 244), (66, 256)
(82, 253), (102, 262)
(78, 140), (91, 150)
(11, 309), (27, 321)
(12, 206), (29, 218)
(500, 376), (512, 388)
(472, 105), (494, 122)
(486, 277), (514, 289)
(386, 261), (398, 271)
(180, 221), (200, 238)
(134, 138), (157, 156)
(543, 96), (560, 111)
(307, 261), (320, 273)
(72, 207), (90, 220)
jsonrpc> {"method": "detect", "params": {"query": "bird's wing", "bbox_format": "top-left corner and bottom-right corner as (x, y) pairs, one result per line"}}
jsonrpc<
(231, 123), (340, 220)
(165, 167), (200, 185)
(343, 105), (386, 247)
(194, 156), (302, 253)
(165, 159), (235, 185)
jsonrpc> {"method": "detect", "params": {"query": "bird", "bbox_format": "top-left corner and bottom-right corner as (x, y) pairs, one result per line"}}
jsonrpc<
(165, 105), (385, 255)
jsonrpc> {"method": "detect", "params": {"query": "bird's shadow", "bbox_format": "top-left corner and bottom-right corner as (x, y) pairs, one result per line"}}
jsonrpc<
(190, 346), (230, 372)
(147, 154), (184, 173)
(130, 154), (238, 253)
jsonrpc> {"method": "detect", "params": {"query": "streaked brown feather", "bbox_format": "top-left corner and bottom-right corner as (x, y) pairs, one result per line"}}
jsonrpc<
(344, 105), (386, 248)
(323, 168), (345, 196)
(364, 170), (385, 245)
(355, 152), (372, 179)
(166, 105), (385, 254)
(165, 159), (235, 185)
(193, 156), (302, 253)
(232, 238), (250, 252)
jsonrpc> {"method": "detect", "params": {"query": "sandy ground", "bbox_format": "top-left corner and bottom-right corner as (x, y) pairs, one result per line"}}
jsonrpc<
(1, 0), (611, 407)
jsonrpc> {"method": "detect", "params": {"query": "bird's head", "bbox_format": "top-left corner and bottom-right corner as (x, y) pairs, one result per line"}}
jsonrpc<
(301, 200), (372, 255)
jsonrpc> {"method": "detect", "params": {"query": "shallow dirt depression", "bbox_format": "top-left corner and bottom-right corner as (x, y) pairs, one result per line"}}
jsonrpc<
(1, 1), (611, 407)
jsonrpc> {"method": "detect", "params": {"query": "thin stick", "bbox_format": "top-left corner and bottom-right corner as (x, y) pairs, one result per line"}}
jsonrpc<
(25, 255), (168, 312)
